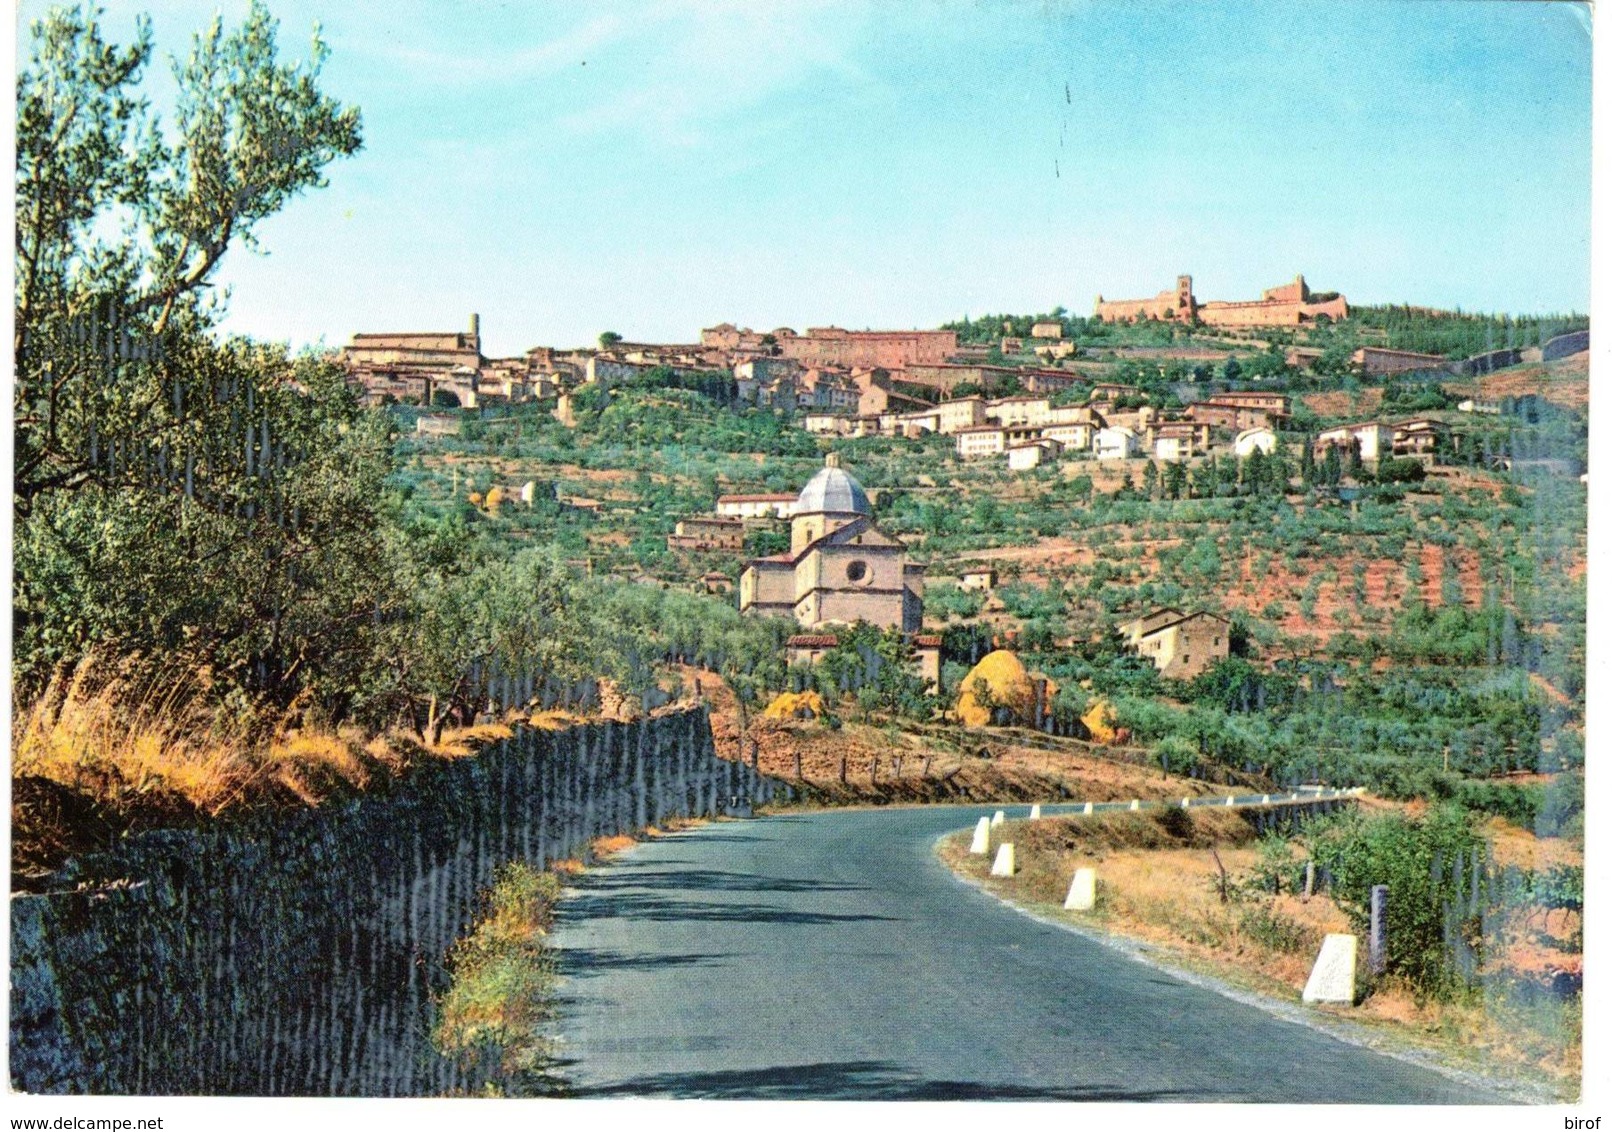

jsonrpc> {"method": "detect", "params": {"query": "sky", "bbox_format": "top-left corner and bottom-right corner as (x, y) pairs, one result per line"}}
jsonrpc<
(11, 0), (1597, 356)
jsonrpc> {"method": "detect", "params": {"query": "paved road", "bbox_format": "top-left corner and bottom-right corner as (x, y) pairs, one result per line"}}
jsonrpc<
(548, 805), (1495, 1102)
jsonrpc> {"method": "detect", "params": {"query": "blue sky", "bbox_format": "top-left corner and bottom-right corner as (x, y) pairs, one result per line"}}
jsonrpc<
(14, 0), (1596, 355)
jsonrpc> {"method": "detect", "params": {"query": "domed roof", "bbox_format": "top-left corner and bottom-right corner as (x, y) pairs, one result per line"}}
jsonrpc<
(796, 457), (870, 516)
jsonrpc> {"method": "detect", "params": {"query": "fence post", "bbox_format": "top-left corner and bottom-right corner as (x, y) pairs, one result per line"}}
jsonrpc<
(1369, 884), (1389, 975)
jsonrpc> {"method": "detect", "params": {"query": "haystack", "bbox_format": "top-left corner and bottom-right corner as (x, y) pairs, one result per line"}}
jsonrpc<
(761, 690), (827, 721)
(954, 650), (1057, 727)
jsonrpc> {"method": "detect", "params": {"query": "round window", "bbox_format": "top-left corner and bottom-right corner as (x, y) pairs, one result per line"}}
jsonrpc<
(845, 560), (869, 584)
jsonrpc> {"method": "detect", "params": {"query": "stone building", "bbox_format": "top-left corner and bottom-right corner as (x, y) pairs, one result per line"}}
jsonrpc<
(342, 314), (486, 405)
(716, 493), (797, 520)
(738, 455), (923, 634)
(1233, 427), (1278, 458)
(775, 327), (958, 370)
(666, 516), (745, 553)
(1315, 422), (1394, 464)
(1118, 609), (1231, 680)
(1095, 274), (1347, 327)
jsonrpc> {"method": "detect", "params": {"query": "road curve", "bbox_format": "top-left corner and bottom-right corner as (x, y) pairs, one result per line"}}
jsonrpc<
(547, 806), (1496, 1102)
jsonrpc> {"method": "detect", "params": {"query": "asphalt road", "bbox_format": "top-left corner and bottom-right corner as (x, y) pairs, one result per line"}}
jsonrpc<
(547, 805), (1496, 1102)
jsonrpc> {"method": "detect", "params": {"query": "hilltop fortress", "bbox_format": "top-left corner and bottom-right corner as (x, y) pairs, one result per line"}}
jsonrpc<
(1095, 274), (1348, 327)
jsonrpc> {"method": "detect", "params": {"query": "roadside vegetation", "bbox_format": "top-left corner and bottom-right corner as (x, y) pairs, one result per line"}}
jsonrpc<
(943, 804), (1580, 1099)
(434, 862), (563, 1096)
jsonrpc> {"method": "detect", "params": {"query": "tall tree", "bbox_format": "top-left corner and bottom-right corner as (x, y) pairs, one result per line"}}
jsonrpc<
(14, 1), (363, 511)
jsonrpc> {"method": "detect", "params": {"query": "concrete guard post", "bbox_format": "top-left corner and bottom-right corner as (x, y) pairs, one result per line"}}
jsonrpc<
(1029, 804), (1041, 820)
(1369, 885), (1389, 975)
(1129, 799), (1140, 811)
(1181, 797), (1191, 808)
(990, 843), (1016, 877)
(1064, 867), (1097, 911)
(1226, 795), (1236, 806)
(1083, 802), (1094, 815)
(991, 810), (1006, 828)
(969, 816), (991, 855)
(1302, 934), (1359, 1004)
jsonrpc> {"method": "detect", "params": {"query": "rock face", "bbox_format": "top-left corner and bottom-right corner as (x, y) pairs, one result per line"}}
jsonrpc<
(10, 710), (785, 1096)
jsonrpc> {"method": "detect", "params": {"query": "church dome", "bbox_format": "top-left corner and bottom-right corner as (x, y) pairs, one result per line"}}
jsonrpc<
(796, 456), (870, 515)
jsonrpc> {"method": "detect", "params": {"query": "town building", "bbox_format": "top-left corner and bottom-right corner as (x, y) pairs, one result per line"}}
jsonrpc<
(1117, 609), (1231, 680)
(666, 516), (745, 553)
(959, 567), (998, 591)
(735, 356), (802, 407)
(342, 314), (488, 406)
(700, 572), (734, 595)
(1008, 439), (1062, 470)
(1094, 274), (1348, 327)
(1040, 421), (1095, 451)
(773, 327), (958, 370)
(1390, 418), (1451, 464)
(956, 425), (1009, 459)
(1315, 422), (1395, 464)
(936, 396), (988, 433)
(738, 455), (924, 634)
(1031, 321), (1064, 339)
(1233, 427), (1278, 458)
(1186, 401), (1276, 431)
(716, 493), (797, 520)
(1094, 426), (1140, 460)
(1152, 422), (1208, 463)
(1204, 390), (1291, 418)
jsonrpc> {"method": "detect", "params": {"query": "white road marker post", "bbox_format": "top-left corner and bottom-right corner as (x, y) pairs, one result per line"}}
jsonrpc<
(991, 809), (1006, 828)
(1083, 802), (1094, 815)
(1181, 797), (1191, 808)
(990, 843), (1016, 877)
(1064, 867), (1097, 911)
(969, 816), (991, 855)
(1129, 799), (1140, 811)
(1029, 804), (1041, 820)
(1302, 934), (1358, 1004)
(1226, 795), (1236, 806)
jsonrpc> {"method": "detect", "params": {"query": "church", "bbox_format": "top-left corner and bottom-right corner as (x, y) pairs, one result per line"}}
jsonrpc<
(738, 454), (924, 633)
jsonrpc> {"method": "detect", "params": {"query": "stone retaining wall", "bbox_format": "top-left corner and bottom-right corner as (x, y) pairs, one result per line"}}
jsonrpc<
(11, 709), (783, 1096)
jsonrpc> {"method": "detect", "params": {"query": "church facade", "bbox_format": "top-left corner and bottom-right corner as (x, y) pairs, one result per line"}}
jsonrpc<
(738, 455), (924, 633)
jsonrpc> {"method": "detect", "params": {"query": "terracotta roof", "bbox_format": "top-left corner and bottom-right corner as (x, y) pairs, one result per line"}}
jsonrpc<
(787, 634), (840, 648)
(912, 634), (943, 647)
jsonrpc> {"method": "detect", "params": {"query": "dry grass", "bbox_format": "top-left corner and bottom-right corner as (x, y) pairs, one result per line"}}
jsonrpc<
(942, 809), (1580, 1096)
(9, 656), (548, 886)
(11, 656), (383, 815)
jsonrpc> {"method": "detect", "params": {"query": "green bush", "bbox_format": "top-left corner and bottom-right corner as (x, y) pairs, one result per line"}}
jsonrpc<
(1307, 805), (1485, 1000)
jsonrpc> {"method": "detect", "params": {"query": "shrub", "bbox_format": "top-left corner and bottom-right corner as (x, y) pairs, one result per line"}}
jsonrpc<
(1306, 805), (1485, 1000)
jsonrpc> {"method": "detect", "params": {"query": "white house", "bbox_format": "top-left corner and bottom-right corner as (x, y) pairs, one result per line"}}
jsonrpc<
(1007, 439), (1062, 470)
(1233, 427), (1277, 458)
(1095, 426), (1140, 460)
(956, 425), (1009, 459)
